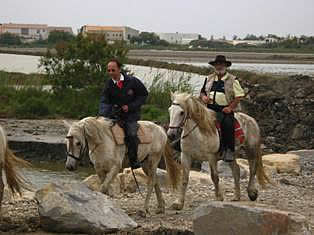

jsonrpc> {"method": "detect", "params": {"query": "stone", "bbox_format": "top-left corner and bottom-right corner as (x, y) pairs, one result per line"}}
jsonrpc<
(83, 174), (121, 196)
(262, 153), (301, 175)
(35, 182), (137, 234)
(288, 149), (314, 173)
(193, 202), (311, 235)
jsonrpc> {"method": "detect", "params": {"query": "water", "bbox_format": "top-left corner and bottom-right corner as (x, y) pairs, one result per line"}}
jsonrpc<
(187, 62), (314, 76)
(1, 53), (314, 76)
(23, 161), (94, 189)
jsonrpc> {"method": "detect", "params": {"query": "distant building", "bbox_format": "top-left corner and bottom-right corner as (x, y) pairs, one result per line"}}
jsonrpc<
(0, 23), (49, 40)
(156, 32), (200, 45)
(80, 25), (139, 42)
(0, 23), (73, 41)
(48, 26), (73, 34)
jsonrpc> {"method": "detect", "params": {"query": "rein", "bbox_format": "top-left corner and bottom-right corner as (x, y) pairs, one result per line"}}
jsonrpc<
(66, 127), (89, 162)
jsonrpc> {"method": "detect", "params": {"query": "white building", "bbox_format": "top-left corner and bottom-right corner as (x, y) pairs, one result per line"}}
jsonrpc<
(156, 32), (200, 45)
(0, 23), (49, 40)
(0, 23), (73, 41)
(81, 25), (139, 42)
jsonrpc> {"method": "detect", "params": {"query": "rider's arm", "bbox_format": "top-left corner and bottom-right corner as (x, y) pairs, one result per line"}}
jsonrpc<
(229, 79), (245, 111)
(127, 77), (148, 112)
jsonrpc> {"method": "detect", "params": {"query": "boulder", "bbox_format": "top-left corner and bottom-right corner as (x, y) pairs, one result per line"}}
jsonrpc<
(83, 174), (121, 196)
(262, 153), (301, 175)
(288, 149), (314, 173)
(35, 182), (137, 234)
(193, 202), (311, 235)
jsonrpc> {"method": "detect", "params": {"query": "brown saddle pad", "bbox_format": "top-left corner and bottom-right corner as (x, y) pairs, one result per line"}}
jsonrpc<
(111, 123), (152, 145)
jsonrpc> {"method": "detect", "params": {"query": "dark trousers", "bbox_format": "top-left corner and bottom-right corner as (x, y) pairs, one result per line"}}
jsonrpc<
(122, 121), (139, 164)
(207, 104), (235, 152)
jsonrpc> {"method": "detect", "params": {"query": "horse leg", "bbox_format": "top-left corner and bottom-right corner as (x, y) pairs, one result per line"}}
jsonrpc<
(99, 165), (120, 197)
(140, 156), (162, 216)
(0, 164), (3, 211)
(154, 180), (165, 214)
(247, 158), (258, 201)
(171, 153), (191, 210)
(209, 160), (224, 201)
(228, 160), (241, 201)
(142, 156), (165, 214)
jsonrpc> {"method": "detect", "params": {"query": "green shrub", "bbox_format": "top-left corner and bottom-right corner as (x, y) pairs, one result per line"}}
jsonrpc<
(16, 97), (50, 118)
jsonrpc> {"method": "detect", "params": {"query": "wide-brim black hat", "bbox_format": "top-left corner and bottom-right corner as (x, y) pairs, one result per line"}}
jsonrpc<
(208, 55), (232, 67)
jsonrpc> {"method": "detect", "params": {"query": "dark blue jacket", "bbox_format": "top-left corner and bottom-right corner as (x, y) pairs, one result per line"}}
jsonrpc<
(99, 73), (148, 121)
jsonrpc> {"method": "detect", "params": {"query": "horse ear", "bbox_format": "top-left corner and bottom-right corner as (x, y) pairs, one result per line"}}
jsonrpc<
(170, 91), (174, 101)
(63, 120), (72, 131)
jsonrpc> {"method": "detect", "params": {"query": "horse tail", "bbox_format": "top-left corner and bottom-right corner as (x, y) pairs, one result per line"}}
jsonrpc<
(4, 147), (32, 196)
(163, 141), (181, 190)
(255, 141), (271, 188)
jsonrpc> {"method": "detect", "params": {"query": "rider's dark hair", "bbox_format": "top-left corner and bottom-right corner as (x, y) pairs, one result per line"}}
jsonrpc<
(108, 58), (122, 69)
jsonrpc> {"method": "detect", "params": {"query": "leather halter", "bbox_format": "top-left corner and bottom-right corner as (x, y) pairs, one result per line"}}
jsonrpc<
(66, 127), (89, 162)
(168, 103), (188, 129)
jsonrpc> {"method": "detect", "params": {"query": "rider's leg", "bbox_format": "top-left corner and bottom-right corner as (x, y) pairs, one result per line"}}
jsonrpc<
(124, 121), (141, 169)
(221, 112), (235, 162)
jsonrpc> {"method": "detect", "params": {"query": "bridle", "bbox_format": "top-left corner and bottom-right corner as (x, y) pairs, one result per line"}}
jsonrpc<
(168, 103), (189, 129)
(168, 102), (198, 140)
(66, 127), (89, 162)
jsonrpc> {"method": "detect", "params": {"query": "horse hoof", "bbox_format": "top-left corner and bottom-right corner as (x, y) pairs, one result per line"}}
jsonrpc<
(248, 190), (258, 201)
(170, 202), (184, 210)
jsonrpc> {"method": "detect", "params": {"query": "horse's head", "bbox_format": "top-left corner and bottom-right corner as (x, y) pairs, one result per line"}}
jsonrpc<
(167, 92), (191, 141)
(64, 121), (89, 171)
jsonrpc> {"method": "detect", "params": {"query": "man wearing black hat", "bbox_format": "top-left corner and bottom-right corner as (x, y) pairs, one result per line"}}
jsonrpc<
(200, 55), (245, 162)
(99, 58), (148, 169)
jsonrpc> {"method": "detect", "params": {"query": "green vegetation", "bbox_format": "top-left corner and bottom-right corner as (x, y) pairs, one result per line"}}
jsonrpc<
(0, 34), (194, 122)
(130, 32), (170, 46)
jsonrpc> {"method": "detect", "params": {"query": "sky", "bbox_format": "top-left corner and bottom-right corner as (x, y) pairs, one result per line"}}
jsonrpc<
(1, 0), (314, 39)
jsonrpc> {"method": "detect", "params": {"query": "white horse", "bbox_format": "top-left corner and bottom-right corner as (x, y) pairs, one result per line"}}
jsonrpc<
(0, 124), (30, 211)
(64, 116), (181, 215)
(167, 92), (270, 210)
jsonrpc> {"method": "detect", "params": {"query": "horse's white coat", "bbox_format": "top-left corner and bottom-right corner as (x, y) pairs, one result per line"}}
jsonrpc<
(167, 92), (268, 210)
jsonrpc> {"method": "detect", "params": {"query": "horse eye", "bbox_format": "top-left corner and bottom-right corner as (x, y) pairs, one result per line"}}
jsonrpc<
(76, 142), (81, 146)
(180, 111), (184, 115)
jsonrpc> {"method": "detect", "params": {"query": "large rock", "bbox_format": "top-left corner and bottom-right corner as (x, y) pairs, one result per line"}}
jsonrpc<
(35, 182), (137, 234)
(262, 153), (301, 175)
(193, 202), (311, 235)
(288, 149), (314, 173)
(83, 174), (121, 196)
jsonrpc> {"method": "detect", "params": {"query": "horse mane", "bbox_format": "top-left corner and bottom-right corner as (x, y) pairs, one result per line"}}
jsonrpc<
(70, 117), (113, 144)
(174, 92), (216, 136)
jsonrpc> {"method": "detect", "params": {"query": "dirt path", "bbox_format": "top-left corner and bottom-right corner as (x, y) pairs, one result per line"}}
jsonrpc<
(0, 119), (313, 234)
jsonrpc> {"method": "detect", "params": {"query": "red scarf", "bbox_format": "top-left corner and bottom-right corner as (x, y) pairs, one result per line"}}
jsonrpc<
(117, 80), (123, 89)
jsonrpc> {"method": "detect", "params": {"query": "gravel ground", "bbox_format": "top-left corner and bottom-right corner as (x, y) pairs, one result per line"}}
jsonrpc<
(0, 119), (313, 234)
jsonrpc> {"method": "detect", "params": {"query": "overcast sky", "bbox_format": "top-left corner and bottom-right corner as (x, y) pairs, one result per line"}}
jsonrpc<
(1, 0), (314, 39)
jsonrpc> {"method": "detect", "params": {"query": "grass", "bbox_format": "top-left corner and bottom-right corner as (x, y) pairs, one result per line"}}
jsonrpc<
(0, 69), (194, 122)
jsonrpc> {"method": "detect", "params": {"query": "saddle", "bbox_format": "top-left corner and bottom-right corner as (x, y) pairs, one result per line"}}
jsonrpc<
(215, 118), (245, 144)
(111, 123), (152, 145)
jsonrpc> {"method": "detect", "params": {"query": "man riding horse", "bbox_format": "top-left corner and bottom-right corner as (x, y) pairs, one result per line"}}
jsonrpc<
(200, 55), (245, 162)
(99, 58), (148, 169)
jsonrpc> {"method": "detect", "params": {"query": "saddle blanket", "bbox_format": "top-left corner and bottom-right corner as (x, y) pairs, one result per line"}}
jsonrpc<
(215, 119), (245, 144)
(111, 123), (152, 145)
